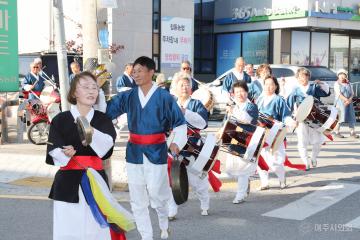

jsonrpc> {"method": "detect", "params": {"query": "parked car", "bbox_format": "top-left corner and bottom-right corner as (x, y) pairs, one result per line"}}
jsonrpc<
(204, 64), (337, 120)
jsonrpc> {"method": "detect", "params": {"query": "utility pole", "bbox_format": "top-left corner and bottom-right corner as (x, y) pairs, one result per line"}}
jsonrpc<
(81, 0), (99, 62)
(53, 0), (70, 111)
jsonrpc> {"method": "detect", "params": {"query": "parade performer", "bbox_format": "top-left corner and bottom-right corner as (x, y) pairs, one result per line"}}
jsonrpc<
(106, 56), (187, 240)
(23, 62), (46, 99)
(248, 64), (272, 102)
(167, 72), (210, 219)
(287, 67), (331, 169)
(115, 63), (136, 91)
(256, 76), (296, 189)
(222, 57), (251, 93)
(225, 81), (259, 203)
(46, 72), (121, 240)
(333, 69), (359, 138)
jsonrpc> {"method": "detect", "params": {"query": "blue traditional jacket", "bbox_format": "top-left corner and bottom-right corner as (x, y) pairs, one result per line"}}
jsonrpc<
(248, 80), (263, 102)
(222, 71), (251, 92)
(116, 74), (136, 91)
(106, 87), (185, 164)
(257, 94), (291, 123)
(287, 84), (330, 112)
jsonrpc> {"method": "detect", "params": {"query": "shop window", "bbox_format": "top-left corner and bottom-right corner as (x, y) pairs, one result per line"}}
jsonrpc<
(311, 32), (329, 67)
(242, 31), (269, 65)
(291, 31), (310, 65)
(350, 38), (360, 82)
(216, 33), (241, 76)
(329, 34), (349, 73)
(194, 0), (215, 74)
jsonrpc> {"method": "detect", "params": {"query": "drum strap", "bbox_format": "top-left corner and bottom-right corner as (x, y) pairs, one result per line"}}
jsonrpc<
(60, 156), (103, 170)
(129, 132), (166, 145)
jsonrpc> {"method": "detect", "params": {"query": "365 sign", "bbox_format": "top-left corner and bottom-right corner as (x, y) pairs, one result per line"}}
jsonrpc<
(0, 0), (18, 92)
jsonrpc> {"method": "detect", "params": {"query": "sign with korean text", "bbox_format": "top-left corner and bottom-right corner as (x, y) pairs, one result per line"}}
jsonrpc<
(0, 0), (18, 92)
(161, 17), (193, 69)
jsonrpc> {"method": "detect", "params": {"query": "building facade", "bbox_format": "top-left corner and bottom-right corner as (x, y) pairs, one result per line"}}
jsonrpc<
(195, 0), (360, 82)
(108, 0), (194, 89)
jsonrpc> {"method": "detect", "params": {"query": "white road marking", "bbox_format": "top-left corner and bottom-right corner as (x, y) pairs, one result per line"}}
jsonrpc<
(345, 216), (360, 229)
(262, 182), (360, 220)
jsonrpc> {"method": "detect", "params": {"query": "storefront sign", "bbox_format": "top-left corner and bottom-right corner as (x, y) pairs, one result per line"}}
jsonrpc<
(161, 17), (193, 69)
(310, 1), (360, 21)
(215, 6), (307, 25)
(0, 0), (18, 92)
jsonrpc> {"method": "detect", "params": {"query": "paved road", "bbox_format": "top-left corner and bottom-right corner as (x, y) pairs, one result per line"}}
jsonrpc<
(0, 122), (360, 239)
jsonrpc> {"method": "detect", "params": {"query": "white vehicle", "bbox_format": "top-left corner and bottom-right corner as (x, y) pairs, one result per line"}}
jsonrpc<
(205, 65), (337, 120)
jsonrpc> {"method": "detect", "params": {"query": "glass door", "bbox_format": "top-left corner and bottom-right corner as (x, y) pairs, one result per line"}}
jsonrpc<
(350, 38), (360, 83)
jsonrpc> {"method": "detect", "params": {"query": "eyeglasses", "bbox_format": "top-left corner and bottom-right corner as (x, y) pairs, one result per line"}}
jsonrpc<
(182, 67), (190, 71)
(78, 83), (99, 92)
(32, 66), (39, 69)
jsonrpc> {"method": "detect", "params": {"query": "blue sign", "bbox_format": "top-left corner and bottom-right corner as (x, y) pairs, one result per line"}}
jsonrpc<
(216, 33), (241, 77)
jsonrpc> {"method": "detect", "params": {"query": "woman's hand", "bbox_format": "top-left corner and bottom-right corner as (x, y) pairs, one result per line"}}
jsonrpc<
(314, 79), (321, 85)
(344, 98), (352, 106)
(225, 106), (232, 114)
(62, 145), (76, 157)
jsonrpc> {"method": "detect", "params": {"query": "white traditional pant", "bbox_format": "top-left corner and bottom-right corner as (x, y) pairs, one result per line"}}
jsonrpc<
(257, 143), (286, 187)
(127, 155), (171, 240)
(168, 169), (210, 217)
(53, 188), (111, 240)
(296, 123), (325, 167)
(225, 152), (257, 200)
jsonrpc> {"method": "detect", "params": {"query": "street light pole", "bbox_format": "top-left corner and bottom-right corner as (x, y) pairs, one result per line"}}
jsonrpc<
(53, 0), (70, 111)
(81, 0), (100, 62)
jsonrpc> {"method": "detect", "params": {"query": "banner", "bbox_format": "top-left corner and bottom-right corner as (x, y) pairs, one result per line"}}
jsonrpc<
(0, 0), (18, 92)
(161, 17), (193, 70)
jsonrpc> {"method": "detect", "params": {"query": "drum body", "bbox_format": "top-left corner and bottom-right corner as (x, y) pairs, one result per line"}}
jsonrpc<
(296, 96), (338, 133)
(181, 133), (220, 178)
(257, 113), (286, 152)
(220, 119), (266, 164)
(191, 87), (215, 112)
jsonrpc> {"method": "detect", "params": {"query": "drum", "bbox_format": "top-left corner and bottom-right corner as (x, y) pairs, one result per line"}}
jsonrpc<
(220, 118), (266, 163)
(169, 156), (189, 205)
(257, 112), (287, 152)
(47, 102), (61, 122)
(181, 133), (220, 178)
(191, 87), (215, 112)
(296, 96), (339, 133)
(39, 85), (56, 104)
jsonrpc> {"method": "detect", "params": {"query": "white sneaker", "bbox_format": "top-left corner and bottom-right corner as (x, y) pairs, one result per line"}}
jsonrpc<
(201, 210), (208, 216)
(311, 159), (317, 168)
(160, 229), (169, 239)
(280, 180), (287, 189)
(232, 198), (245, 204)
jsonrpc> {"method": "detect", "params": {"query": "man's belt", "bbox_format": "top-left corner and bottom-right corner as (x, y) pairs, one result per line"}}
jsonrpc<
(129, 132), (166, 145)
(60, 156), (103, 170)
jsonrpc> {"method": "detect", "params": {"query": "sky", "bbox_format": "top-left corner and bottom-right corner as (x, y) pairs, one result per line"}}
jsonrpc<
(17, 0), (82, 53)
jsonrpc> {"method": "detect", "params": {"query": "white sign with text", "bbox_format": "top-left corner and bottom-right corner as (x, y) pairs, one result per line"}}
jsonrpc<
(161, 17), (193, 70)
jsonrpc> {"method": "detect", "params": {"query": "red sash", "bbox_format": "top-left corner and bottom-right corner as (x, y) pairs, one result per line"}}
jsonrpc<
(129, 132), (166, 145)
(187, 128), (200, 136)
(60, 156), (103, 170)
